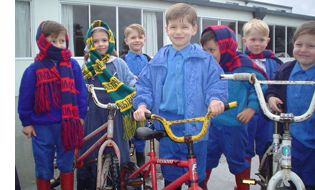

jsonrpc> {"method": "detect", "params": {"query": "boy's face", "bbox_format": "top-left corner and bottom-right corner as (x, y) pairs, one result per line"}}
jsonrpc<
(293, 34), (315, 70)
(242, 29), (270, 55)
(92, 30), (109, 56)
(165, 17), (197, 50)
(46, 31), (66, 49)
(124, 29), (146, 54)
(203, 39), (221, 64)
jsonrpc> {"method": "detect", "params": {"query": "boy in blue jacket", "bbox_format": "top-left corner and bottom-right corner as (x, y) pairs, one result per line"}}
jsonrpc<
(200, 25), (267, 190)
(18, 20), (87, 190)
(120, 23), (151, 167)
(133, 3), (228, 189)
(265, 20), (315, 190)
(241, 18), (283, 179)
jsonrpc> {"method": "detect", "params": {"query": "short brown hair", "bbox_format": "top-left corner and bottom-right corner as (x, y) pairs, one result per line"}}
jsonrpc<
(124, 23), (145, 38)
(293, 21), (315, 44)
(165, 3), (197, 26)
(243, 18), (269, 37)
(41, 20), (67, 38)
(200, 29), (217, 47)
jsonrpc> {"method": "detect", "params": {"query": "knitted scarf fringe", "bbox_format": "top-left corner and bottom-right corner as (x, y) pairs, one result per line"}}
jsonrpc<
(122, 112), (146, 140)
(34, 82), (61, 113)
(61, 119), (83, 151)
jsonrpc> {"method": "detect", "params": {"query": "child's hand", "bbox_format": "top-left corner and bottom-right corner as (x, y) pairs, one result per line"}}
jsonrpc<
(80, 118), (84, 125)
(207, 100), (225, 117)
(133, 105), (151, 121)
(134, 75), (138, 80)
(268, 97), (283, 113)
(237, 108), (255, 124)
(22, 125), (36, 138)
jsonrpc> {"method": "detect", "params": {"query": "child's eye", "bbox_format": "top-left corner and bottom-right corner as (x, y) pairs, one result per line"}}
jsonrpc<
(50, 40), (55, 43)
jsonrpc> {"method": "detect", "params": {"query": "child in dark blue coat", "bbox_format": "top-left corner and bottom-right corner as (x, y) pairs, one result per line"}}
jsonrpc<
(265, 21), (315, 190)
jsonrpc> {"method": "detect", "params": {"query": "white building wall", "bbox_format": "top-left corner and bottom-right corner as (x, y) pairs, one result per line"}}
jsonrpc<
(15, 0), (311, 96)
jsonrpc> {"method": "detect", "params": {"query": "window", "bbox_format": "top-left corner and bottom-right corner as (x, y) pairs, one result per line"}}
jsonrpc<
(202, 18), (218, 29)
(266, 25), (274, 51)
(15, 0), (31, 57)
(221, 20), (236, 33)
(62, 4), (88, 57)
(61, 3), (163, 57)
(275, 25), (286, 57)
(287, 27), (296, 57)
(237, 21), (246, 52)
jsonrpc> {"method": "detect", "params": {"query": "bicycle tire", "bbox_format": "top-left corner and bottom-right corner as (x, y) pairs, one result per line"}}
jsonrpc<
(259, 142), (273, 188)
(120, 161), (143, 190)
(101, 151), (121, 190)
(50, 156), (60, 189)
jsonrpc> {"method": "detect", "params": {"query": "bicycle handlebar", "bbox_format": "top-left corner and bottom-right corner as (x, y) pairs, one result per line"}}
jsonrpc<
(86, 84), (119, 110)
(144, 101), (238, 143)
(220, 73), (315, 123)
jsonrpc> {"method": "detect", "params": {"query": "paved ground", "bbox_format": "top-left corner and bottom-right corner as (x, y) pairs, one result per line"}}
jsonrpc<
(15, 97), (261, 189)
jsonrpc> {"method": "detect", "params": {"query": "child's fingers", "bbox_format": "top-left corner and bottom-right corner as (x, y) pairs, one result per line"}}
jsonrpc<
(32, 130), (37, 138)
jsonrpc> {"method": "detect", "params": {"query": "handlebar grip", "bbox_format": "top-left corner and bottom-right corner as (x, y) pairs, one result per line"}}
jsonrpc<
(145, 113), (152, 120)
(225, 101), (238, 111)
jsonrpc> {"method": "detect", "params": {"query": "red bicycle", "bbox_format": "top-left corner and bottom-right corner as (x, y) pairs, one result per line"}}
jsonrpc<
(120, 101), (237, 190)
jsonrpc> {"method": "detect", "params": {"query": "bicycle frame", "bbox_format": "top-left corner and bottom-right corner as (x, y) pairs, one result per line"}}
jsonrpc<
(121, 102), (237, 190)
(74, 84), (121, 189)
(220, 73), (315, 190)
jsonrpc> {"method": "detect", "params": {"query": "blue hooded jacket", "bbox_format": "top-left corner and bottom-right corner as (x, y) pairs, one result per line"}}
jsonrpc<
(133, 43), (228, 141)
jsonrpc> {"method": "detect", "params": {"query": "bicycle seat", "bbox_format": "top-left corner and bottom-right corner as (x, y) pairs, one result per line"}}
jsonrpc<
(135, 127), (167, 141)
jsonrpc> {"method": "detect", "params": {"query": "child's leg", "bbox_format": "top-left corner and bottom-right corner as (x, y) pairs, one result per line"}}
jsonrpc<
(32, 125), (56, 180)
(132, 137), (146, 167)
(220, 125), (250, 190)
(205, 124), (223, 188)
(291, 137), (315, 189)
(32, 124), (57, 189)
(245, 113), (258, 159)
(255, 111), (274, 158)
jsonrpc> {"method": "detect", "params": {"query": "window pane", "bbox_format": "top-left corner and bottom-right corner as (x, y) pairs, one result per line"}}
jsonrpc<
(15, 1), (31, 57)
(202, 18), (218, 29)
(266, 25), (274, 51)
(221, 20), (235, 33)
(62, 4), (88, 57)
(191, 17), (201, 44)
(287, 27), (296, 57)
(156, 11), (164, 51)
(275, 25), (286, 57)
(118, 7), (141, 55)
(237, 21), (246, 52)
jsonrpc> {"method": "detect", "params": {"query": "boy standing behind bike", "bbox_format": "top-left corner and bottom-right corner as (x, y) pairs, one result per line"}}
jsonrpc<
(200, 25), (268, 190)
(242, 18), (283, 179)
(133, 3), (228, 189)
(120, 23), (151, 168)
(265, 21), (315, 190)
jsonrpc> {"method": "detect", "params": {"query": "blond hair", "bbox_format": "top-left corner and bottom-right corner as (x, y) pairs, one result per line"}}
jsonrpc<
(165, 3), (197, 26)
(243, 18), (269, 37)
(124, 23), (146, 38)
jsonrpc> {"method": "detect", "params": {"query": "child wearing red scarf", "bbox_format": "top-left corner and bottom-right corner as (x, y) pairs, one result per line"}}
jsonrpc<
(18, 20), (87, 190)
(200, 25), (268, 190)
(242, 19), (283, 185)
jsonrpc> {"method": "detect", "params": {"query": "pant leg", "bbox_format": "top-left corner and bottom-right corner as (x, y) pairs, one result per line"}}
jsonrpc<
(32, 124), (56, 180)
(291, 137), (315, 189)
(54, 123), (74, 173)
(206, 124), (223, 170)
(220, 125), (250, 175)
(245, 113), (258, 158)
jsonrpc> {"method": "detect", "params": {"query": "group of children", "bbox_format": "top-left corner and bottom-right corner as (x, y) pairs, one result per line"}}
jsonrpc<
(18, 2), (315, 190)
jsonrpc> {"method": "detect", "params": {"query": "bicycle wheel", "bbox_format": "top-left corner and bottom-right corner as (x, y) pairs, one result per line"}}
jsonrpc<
(120, 161), (143, 190)
(50, 155), (60, 189)
(101, 151), (121, 190)
(259, 143), (273, 190)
